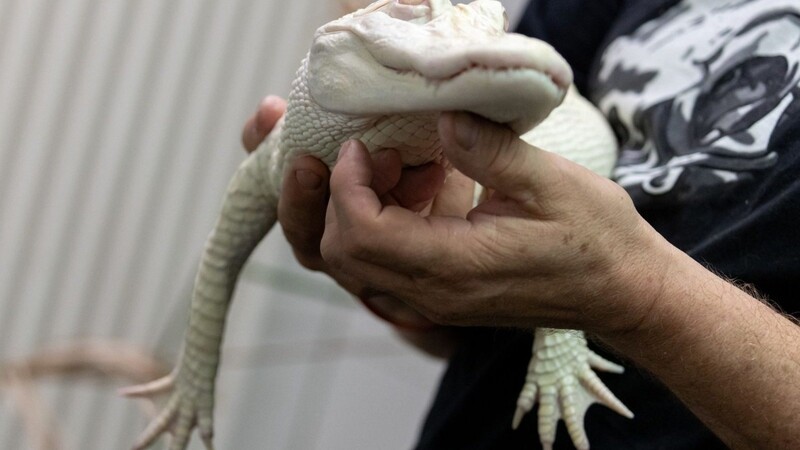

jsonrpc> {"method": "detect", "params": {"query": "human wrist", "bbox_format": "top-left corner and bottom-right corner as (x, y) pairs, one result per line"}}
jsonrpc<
(595, 228), (724, 361)
(590, 220), (690, 342)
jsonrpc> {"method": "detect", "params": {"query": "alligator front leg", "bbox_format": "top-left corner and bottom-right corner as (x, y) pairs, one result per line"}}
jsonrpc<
(121, 148), (279, 450)
(513, 328), (633, 450)
(120, 257), (239, 450)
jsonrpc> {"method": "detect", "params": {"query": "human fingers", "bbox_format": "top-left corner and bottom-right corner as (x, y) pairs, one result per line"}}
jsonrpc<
(322, 140), (470, 283)
(328, 145), (445, 329)
(241, 95), (287, 153)
(369, 149), (403, 196)
(274, 145), (435, 295)
(272, 144), (445, 330)
(438, 112), (571, 215)
(278, 155), (330, 271)
(325, 140), (385, 233)
(275, 154), (389, 304)
(277, 146), (401, 273)
(320, 142), (416, 291)
(369, 148), (448, 213)
(324, 138), (590, 328)
(430, 169), (475, 218)
(387, 163), (447, 212)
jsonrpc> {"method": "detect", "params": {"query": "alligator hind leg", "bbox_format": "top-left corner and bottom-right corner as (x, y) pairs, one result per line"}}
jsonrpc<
(513, 328), (633, 450)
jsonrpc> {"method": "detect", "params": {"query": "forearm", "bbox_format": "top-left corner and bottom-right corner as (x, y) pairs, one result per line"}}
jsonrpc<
(601, 243), (800, 449)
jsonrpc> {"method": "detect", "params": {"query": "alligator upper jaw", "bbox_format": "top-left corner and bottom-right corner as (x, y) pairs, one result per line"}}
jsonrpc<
(376, 42), (573, 91)
(308, 0), (572, 132)
(308, 43), (565, 134)
(316, 0), (570, 85)
(317, 19), (572, 93)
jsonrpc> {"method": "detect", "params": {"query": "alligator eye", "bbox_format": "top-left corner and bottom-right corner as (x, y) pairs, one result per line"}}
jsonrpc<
(693, 55), (790, 145)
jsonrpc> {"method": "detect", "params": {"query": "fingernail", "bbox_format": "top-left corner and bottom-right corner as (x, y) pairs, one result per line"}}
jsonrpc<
(452, 112), (479, 150)
(260, 95), (279, 110)
(254, 96), (279, 132)
(250, 120), (264, 138)
(296, 169), (322, 190)
(338, 140), (358, 161)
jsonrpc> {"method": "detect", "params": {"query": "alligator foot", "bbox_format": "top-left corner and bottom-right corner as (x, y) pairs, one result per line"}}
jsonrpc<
(120, 369), (215, 450)
(513, 328), (633, 450)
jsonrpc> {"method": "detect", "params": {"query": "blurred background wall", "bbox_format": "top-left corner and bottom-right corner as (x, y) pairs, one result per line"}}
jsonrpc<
(0, 0), (527, 448)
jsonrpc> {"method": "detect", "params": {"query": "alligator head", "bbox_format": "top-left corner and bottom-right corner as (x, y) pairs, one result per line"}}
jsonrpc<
(307, 0), (573, 134)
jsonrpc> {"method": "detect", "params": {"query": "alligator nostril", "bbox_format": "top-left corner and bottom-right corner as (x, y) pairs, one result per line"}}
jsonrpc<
(389, 0), (434, 22)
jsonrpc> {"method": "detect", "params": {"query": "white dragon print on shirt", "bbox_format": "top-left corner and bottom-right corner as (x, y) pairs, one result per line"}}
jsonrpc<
(593, 0), (800, 197)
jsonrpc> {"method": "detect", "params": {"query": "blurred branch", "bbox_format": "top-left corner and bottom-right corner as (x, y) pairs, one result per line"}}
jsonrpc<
(0, 341), (169, 450)
(3, 369), (61, 450)
(1, 341), (168, 382)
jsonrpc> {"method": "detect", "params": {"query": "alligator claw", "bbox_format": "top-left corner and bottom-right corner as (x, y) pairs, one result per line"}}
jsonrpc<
(514, 328), (632, 450)
(123, 368), (214, 450)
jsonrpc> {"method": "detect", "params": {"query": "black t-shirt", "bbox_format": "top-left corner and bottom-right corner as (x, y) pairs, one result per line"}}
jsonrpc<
(416, 1), (800, 448)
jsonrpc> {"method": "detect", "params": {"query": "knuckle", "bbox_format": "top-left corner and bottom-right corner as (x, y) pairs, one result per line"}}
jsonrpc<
(609, 180), (636, 208)
(320, 234), (347, 270)
(283, 227), (325, 268)
(278, 220), (324, 244)
(339, 228), (379, 259)
(293, 250), (324, 271)
(485, 129), (520, 173)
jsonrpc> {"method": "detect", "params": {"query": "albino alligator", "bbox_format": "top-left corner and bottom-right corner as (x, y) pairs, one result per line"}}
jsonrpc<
(123, 1), (632, 449)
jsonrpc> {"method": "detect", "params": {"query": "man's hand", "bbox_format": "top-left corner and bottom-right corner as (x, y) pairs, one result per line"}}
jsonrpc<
(320, 111), (800, 448)
(242, 95), (287, 152)
(320, 112), (667, 335)
(241, 97), (472, 344)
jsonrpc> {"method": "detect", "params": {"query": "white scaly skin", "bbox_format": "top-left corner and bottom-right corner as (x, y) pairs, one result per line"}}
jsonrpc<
(121, 1), (630, 449)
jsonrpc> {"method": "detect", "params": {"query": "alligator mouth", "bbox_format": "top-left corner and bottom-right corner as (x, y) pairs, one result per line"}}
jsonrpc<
(320, 20), (572, 91)
(310, 17), (570, 130)
(370, 35), (573, 89)
(391, 63), (563, 88)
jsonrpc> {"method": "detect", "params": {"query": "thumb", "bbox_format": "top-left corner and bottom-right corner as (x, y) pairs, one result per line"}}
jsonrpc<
(438, 112), (558, 206)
